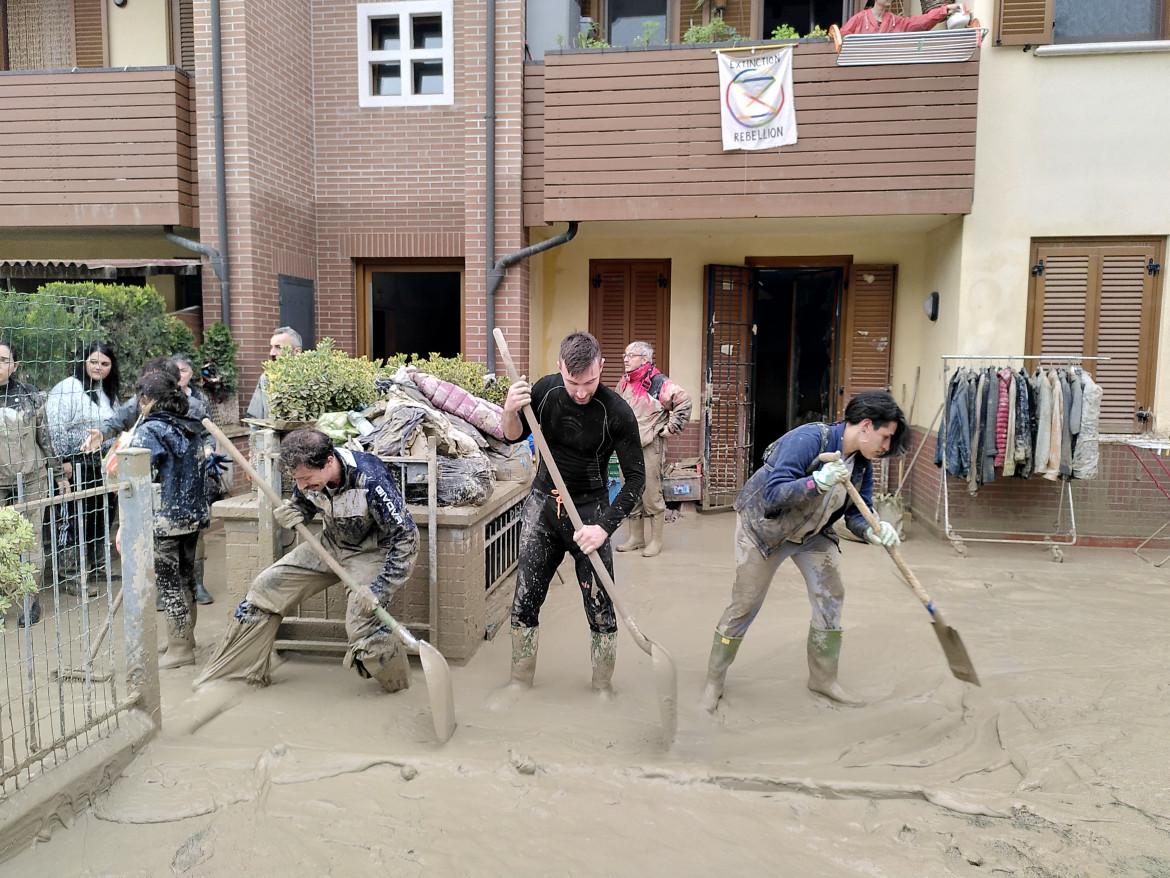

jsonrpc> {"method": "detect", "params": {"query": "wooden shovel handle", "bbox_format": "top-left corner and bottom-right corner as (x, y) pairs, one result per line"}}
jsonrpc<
(817, 451), (949, 626)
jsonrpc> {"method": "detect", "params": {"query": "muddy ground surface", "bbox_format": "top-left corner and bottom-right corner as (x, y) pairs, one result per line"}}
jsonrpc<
(3, 510), (1169, 877)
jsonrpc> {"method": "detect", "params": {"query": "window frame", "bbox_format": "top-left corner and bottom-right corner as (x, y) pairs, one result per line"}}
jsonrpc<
(996, 0), (1170, 48)
(356, 0), (454, 109)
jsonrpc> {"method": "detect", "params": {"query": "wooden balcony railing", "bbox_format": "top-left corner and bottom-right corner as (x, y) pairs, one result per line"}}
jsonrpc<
(523, 40), (979, 225)
(0, 67), (196, 228)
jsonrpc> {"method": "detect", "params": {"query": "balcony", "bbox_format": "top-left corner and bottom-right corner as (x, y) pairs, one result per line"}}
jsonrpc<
(523, 40), (979, 225)
(0, 67), (197, 228)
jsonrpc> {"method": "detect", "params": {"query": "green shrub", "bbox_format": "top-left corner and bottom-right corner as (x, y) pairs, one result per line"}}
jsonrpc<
(39, 281), (183, 398)
(398, 353), (512, 407)
(168, 320), (199, 359)
(0, 508), (38, 631)
(198, 321), (239, 402)
(805, 24), (829, 38)
(265, 338), (382, 421)
(0, 290), (99, 391)
(683, 16), (741, 43)
(771, 23), (800, 38)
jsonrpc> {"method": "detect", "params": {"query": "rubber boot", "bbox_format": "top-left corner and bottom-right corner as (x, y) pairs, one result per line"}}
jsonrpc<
(194, 559), (214, 605)
(509, 625), (539, 689)
(590, 630), (618, 694)
(806, 626), (863, 707)
(368, 643), (411, 693)
(614, 517), (646, 553)
(18, 599), (42, 628)
(641, 512), (664, 557)
(159, 610), (196, 669)
(699, 630), (742, 712)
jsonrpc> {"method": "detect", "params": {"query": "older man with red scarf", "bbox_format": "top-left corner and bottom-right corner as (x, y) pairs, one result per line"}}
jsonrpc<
(616, 341), (692, 557)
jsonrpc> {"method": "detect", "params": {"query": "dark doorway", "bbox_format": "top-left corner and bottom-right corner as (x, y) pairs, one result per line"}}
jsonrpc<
(762, 0), (851, 36)
(751, 267), (842, 470)
(369, 270), (461, 361)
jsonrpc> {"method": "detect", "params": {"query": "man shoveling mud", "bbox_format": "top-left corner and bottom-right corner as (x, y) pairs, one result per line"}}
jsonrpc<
(498, 331), (645, 696)
(193, 427), (418, 693)
(699, 391), (908, 713)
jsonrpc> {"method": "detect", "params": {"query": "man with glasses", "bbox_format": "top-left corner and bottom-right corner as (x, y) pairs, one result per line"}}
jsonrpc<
(615, 341), (692, 557)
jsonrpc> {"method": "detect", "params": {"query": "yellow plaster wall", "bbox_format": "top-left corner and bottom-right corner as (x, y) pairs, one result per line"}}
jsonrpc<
(961, 0), (1170, 430)
(107, 0), (170, 67)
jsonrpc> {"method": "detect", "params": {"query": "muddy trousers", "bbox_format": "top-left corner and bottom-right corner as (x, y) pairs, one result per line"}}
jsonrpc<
(155, 531), (200, 632)
(193, 539), (408, 691)
(511, 487), (618, 636)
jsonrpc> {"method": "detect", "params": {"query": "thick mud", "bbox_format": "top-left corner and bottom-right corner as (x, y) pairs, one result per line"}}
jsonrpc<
(3, 511), (1168, 877)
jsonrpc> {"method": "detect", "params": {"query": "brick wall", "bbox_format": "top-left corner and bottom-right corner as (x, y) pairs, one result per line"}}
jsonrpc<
(902, 427), (1170, 549)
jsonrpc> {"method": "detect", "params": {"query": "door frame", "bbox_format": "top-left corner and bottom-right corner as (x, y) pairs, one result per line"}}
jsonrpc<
(354, 260), (465, 359)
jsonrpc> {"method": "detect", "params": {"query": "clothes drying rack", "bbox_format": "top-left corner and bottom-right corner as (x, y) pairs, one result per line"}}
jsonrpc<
(938, 354), (1107, 562)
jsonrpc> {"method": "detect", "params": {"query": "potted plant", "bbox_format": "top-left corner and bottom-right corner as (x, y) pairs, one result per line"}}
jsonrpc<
(198, 321), (241, 424)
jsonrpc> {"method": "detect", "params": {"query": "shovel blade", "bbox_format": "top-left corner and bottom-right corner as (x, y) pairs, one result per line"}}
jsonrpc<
(417, 640), (457, 742)
(650, 642), (678, 747)
(931, 620), (981, 687)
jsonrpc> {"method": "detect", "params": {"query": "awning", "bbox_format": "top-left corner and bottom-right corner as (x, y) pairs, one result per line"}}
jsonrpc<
(0, 258), (202, 280)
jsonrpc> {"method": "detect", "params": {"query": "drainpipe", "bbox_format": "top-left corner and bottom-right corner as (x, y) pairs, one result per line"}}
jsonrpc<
(166, 0), (230, 328)
(482, 0), (578, 373)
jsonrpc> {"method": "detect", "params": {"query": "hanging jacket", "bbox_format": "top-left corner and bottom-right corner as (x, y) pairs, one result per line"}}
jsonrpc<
(994, 368), (1013, 468)
(1044, 370), (1064, 481)
(980, 367), (999, 486)
(1059, 370), (1077, 479)
(968, 370), (986, 493)
(1002, 370), (1018, 477)
(1013, 368), (1034, 478)
(935, 369), (972, 479)
(1033, 369), (1053, 477)
(1072, 371), (1102, 480)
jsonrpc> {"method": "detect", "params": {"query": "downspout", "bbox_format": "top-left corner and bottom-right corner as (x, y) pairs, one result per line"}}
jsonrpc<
(170, 0), (231, 328)
(482, 0), (578, 373)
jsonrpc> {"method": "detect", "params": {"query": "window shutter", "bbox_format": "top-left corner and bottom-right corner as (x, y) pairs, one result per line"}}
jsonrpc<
(1027, 239), (1163, 433)
(72, 0), (105, 68)
(178, 0), (194, 72)
(588, 260), (671, 392)
(630, 263), (669, 372)
(1095, 252), (1152, 431)
(589, 264), (629, 391)
(995, 0), (1054, 47)
(841, 264), (896, 406)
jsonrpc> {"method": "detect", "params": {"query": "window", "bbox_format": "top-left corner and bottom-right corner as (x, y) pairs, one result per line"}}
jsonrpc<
(606, 0), (668, 46)
(1025, 238), (1164, 432)
(762, 1), (853, 38)
(357, 1), (453, 108)
(996, 0), (1170, 47)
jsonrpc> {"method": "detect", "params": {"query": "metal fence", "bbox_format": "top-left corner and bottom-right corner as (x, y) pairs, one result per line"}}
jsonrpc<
(484, 497), (523, 592)
(1, 292), (157, 797)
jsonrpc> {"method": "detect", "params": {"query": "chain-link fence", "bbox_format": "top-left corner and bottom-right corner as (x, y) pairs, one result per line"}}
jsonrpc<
(0, 291), (151, 796)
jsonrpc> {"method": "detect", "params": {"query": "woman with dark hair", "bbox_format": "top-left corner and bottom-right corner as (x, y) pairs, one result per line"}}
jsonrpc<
(1, 338), (69, 627)
(46, 341), (121, 596)
(118, 371), (209, 668)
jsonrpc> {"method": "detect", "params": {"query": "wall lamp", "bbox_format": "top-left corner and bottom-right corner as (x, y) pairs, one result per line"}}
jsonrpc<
(924, 291), (940, 322)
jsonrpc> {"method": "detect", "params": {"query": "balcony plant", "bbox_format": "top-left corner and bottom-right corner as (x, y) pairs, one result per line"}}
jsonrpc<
(265, 338), (382, 422)
(683, 14), (741, 43)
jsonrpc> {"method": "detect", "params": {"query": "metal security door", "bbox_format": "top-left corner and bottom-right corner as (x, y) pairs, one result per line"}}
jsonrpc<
(702, 265), (757, 510)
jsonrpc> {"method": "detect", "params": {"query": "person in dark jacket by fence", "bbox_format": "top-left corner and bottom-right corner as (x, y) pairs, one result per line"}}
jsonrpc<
(119, 372), (209, 668)
(698, 391), (908, 714)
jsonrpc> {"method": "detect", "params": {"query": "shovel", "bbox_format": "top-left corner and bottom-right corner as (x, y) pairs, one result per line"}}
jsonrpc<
(202, 419), (457, 743)
(819, 451), (980, 686)
(492, 329), (678, 746)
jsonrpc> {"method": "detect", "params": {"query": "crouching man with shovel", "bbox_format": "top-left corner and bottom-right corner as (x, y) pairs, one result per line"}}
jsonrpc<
(194, 427), (419, 693)
(499, 331), (645, 697)
(699, 391), (908, 713)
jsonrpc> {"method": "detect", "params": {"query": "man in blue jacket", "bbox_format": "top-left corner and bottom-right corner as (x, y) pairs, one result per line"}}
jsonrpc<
(699, 391), (908, 713)
(194, 427), (419, 693)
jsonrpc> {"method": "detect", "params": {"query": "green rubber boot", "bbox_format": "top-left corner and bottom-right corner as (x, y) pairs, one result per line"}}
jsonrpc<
(698, 630), (742, 712)
(806, 626), (863, 707)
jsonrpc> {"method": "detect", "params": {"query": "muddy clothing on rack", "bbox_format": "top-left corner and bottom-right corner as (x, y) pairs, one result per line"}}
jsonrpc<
(195, 446), (419, 691)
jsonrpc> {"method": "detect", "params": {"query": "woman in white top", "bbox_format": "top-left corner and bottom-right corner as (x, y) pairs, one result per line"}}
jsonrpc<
(46, 342), (121, 596)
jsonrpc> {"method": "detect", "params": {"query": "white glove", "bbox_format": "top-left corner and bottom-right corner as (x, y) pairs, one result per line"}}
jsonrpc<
(864, 521), (900, 547)
(273, 501), (304, 530)
(812, 459), (848, 493)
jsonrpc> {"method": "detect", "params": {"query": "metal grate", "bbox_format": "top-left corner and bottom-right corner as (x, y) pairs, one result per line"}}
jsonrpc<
(484, 498), (524, 592)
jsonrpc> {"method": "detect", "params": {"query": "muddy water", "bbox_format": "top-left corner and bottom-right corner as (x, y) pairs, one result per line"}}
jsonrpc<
(3, 512), (1169, 877)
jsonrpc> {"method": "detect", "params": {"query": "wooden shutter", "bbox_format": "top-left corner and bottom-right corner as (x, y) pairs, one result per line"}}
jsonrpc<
(178, 0), (194, 71)
(840, 264), (896, 405)
(587, 259), (670, 392)
(995, 0), (1053, 47)
(1026, 239), (1163, 433)
(72, 0), (104, 67)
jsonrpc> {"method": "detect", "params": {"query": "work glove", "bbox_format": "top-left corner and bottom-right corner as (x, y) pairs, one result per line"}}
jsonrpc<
(273, 500), (304, 530)
(812, 459), (848, 493)
(864, 521), (900, 547)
